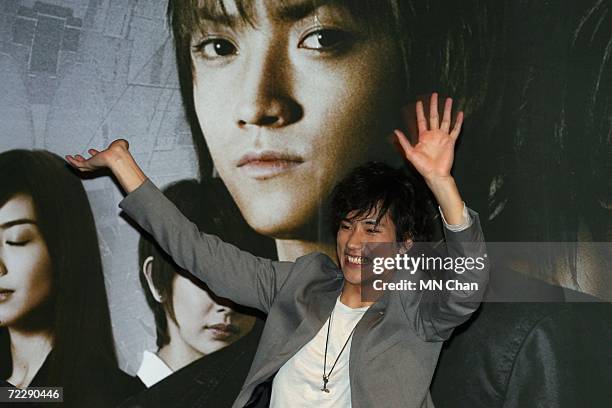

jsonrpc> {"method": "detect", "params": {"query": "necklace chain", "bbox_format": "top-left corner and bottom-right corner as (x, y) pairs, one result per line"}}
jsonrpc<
(321, 308), (357, 393)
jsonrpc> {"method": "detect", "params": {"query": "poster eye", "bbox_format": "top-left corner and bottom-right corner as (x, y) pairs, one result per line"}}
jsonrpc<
(299, 29), (350, 51)
(195, 38), (238, 59)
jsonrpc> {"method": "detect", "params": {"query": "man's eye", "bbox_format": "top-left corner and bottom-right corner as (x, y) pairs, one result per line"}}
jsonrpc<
(193, 38), (238, 59)
(299, 29), (351, 51)
(340, 224), (351, 230)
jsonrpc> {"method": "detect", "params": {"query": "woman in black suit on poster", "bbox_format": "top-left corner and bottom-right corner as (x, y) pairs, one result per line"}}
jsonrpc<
(0, 150), (140, 406)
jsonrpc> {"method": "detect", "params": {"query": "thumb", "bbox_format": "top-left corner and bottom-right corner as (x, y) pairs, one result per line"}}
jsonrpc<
(394, 130), (416, 161)
(110, 139), (129, 150)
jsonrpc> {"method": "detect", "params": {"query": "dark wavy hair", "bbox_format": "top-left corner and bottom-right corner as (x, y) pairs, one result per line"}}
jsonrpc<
(0, 150), (118, 405)
(329, 161), (434, 242)
(446, 1), (611, 289)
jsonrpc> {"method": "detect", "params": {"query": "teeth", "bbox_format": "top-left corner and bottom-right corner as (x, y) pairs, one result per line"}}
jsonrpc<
(347, 255), (364, 265)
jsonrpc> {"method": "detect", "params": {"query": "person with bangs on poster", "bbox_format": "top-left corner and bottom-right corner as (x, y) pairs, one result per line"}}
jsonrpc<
(165, 0), (489, 262)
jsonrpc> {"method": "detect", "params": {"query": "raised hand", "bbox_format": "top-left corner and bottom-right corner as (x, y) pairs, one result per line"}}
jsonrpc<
(395, 93), (463, 182)
(395, 93), (465, 225)
(65, 139), (129, 172)
(65, 139), (146, 193)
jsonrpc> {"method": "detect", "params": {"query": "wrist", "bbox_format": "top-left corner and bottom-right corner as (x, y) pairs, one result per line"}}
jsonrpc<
(107, 144), (132, 172)
(425, 175), (456, 192)
(105, 145), (146, 193)
(425, 176), (465, 225)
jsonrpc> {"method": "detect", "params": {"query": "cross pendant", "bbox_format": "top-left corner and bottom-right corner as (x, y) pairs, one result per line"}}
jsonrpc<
(321, 375), (330, 393)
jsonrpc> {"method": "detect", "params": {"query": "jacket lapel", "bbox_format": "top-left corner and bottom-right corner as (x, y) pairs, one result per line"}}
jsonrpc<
(279, 281), (342, 357)
(249, 275), (344, 384)
(351, 292), (404, 363)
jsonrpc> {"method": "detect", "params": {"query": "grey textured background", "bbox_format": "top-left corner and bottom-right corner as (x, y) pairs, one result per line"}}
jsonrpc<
(0, 0), (196, 374)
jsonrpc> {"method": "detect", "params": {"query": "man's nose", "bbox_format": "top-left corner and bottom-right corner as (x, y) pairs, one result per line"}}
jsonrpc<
(234, 43), (302, 128)
(346, 229), (365, 251)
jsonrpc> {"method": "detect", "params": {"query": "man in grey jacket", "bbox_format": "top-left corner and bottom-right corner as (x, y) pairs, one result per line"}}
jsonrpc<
(67, 94), (488, 407)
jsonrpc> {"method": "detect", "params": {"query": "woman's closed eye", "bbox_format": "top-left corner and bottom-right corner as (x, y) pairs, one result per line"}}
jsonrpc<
(3, 228), (35, 246)
(5, 238), (31, 246)
(299, 28), (354, 52)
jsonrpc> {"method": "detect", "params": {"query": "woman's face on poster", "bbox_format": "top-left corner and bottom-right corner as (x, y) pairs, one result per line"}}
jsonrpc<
(191, 0), (404, 238)
(0, 194), (52, 327)
(170, 273), (256, 355)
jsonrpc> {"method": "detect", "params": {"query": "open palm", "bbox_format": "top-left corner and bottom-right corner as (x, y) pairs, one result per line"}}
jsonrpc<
(395, 93), (463, 180)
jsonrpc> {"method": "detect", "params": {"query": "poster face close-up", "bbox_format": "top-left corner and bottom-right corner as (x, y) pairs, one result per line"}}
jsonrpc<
(0, 0), (610, 407)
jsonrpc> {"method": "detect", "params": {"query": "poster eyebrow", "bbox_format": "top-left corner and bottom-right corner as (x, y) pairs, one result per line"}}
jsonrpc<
(271, 0), (334, 22)
(0, 218), (37, 229)
(197, 0), (334, 28)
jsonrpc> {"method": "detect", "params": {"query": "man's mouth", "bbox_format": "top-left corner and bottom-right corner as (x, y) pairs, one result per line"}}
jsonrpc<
(237, 151), (304, 180)
(345, 255), (370, 266)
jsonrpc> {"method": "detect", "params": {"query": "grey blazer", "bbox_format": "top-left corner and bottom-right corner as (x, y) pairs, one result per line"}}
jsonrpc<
(120, 179), (489, 408)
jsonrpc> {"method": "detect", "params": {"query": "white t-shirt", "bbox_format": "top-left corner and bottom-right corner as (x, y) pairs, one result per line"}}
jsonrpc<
(270, 297), (370, 407)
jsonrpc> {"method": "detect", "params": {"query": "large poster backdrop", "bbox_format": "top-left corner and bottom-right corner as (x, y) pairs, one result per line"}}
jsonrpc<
(0, 0), (610, 407)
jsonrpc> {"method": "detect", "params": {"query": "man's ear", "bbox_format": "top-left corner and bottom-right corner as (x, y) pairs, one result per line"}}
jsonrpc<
(142, 256), (164, 303)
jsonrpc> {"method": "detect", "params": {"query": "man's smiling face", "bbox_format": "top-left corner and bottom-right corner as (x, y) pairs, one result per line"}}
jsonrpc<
(336, 207), (399, 285)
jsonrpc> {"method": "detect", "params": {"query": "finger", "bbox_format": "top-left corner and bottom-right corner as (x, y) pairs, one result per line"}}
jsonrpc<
(416, 101), (427, 134)
(65, 155), (89, 171)
(441, 97), (453, 133)
(450, 111), (464, 140)
(65, 155), (77, 166)
(429, 92), (439, 130)
(66, 154), (85, 167)
(394, 129), (416, 160)
(88, 148), (100, 156)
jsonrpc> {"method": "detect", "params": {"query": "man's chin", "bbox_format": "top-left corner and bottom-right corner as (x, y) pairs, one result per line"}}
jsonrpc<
(240, 204), (319, 239)
(341, 269), (364, 286)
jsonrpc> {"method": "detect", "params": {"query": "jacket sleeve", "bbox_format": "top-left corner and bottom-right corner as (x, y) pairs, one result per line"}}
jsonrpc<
(502, 304), (611, 408)
(119, 179), (294, 313)
(412, 208), (490, 341)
